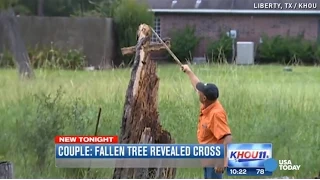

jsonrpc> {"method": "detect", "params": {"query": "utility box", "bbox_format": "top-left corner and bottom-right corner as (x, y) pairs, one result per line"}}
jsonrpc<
(193, 57), (206, 64)
(236, 41), (254, 65)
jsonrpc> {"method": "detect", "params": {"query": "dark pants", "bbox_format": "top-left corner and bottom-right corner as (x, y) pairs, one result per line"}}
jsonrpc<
(204, 167), (223, 179)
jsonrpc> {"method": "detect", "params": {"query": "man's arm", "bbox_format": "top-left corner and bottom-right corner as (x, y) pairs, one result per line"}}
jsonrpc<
(186, 70), (200, 90)
(181, 65), (200, 90)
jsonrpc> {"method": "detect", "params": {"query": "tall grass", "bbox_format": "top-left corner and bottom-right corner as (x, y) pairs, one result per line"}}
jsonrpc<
(0, 64), (319, 178)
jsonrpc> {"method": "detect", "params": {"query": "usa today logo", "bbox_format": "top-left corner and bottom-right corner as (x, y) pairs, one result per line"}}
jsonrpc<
(264, 158), (301, 172)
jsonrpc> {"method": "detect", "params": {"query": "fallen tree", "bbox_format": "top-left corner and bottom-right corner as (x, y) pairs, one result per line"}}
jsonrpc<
(0, 8), (34, 79)
(112, 24), (176, 179)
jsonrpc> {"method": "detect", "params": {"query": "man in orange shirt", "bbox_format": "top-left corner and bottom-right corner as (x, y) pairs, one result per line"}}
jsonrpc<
(181, 64), (232, 179)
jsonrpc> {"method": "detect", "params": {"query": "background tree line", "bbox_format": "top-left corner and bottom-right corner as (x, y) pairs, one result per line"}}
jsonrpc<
(0, 0), (100, 17)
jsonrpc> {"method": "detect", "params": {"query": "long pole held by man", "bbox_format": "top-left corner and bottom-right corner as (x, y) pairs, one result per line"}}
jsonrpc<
(152, 27), (233, 179)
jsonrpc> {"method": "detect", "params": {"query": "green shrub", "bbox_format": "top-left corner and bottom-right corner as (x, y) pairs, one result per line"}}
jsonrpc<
(9, 88), (96, 178)
(0, 0), (17, 9)
(170, 25), (201, 63)
(257, 34), (316, 65)
(206, 34), (233, 63)
(314, 45), (320, 65)
(15, 88), (66, 172)
(0, 44), (86, 69)
(288, 36), (315, 64)
(30, 44), (86, 69)
(0, 49), (15, 67)
(257, 35), (288, 63)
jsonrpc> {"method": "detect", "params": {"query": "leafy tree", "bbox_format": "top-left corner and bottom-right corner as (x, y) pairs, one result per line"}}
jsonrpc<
(73, 0), (120, 17)
(113, 0), (154, 50)
(14, 0), (87, 16)
(79, 0), (154, 65)
(0, 0), (18, 9)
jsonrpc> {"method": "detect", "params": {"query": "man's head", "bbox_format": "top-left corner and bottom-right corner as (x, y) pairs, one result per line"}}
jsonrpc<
(196, 82), (219, 104)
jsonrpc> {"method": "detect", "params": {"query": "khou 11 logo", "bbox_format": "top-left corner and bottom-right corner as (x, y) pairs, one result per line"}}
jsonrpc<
(228, 144), (301, 172)
(227, 143), (277, 173)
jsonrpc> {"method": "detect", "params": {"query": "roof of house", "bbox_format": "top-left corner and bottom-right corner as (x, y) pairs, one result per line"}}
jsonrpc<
(137, 0), (320, 14)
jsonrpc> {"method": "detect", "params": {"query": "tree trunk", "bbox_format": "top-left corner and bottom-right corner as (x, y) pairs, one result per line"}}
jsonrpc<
(315, 171), (320, 179)
(0, 14), (4, 62)
(113, 25), (176, 179)
(0, 8), (34, 79)
(0, 161), (14, 179)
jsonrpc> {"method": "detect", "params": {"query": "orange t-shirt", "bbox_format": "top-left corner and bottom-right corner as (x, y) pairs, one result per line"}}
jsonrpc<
(197, 100), (231, 144)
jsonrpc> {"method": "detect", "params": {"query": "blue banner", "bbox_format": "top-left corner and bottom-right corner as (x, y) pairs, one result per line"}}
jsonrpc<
(55, 144), (224, 159)
(227, 167), (273, 176)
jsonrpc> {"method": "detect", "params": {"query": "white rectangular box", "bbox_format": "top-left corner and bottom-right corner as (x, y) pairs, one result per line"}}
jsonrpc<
(236, 42), (255, 65)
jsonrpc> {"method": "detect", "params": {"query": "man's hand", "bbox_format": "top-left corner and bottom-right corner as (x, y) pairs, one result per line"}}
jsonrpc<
(214, 167), (226, 174)
(181, 64), (192, 73)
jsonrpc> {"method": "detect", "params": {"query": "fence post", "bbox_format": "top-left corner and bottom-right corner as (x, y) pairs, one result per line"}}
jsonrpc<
(0, 161), (14, 179)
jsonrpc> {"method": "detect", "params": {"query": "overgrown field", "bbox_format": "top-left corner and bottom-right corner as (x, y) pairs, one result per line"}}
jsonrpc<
(0, 64), (319, 178)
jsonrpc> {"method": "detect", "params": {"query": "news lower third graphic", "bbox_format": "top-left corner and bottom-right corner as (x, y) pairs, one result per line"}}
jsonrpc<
(54, 136), (225, 168)
(55, 144), (223, 158)
(227, 143), (276, 176)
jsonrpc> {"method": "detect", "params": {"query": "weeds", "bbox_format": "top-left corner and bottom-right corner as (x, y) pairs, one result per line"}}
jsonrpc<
(0, 65), (319, 178)
(0, 43), (86, 70)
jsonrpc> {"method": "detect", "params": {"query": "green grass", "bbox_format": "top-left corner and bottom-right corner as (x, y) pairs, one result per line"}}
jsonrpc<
(0, 64), (319, 178)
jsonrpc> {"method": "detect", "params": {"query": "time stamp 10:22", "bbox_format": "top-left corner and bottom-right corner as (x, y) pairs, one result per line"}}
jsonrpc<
(227, 167), (272, 176)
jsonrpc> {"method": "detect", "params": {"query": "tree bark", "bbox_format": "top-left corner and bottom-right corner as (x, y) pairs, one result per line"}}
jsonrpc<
(0, 14), (4, 62)
(113, 25), (176, 179)
(0, 8), (34, 79)
(0, 161), (14, 179)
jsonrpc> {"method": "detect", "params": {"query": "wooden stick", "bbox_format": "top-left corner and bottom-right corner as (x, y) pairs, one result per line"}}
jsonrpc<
(150, 27), (183, 66)
(87, 107), (102, 173)
(94, 107), (102, 136)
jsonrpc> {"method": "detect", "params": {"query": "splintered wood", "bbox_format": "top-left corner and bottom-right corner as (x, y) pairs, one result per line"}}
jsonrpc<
(112, 24), (176, 179)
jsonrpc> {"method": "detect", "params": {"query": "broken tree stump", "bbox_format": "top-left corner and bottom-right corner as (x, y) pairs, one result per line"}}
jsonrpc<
(112, 24), (176, 179)
(0, 9), (34, 79)
(0, 161), (14, 179)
